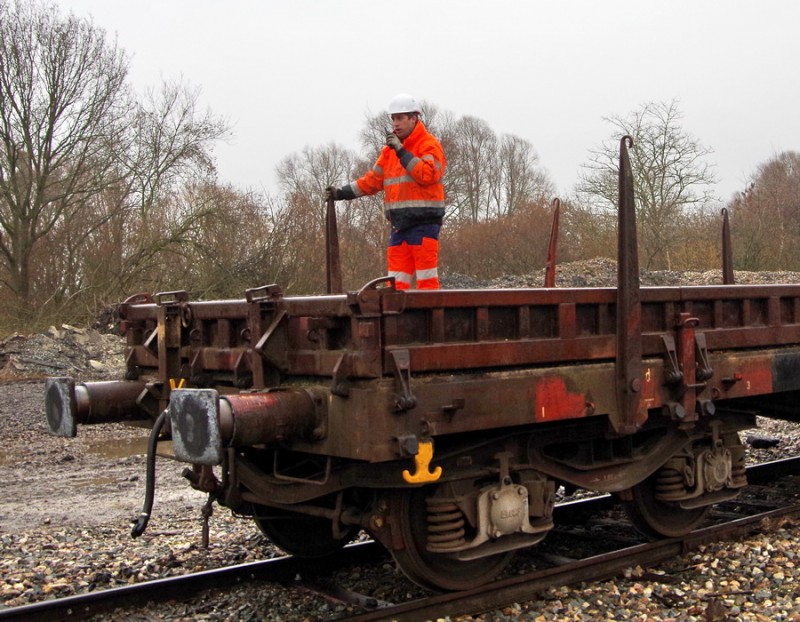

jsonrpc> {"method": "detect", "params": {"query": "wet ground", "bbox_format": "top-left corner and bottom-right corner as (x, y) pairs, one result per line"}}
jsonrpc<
(0, 381), (195, 533)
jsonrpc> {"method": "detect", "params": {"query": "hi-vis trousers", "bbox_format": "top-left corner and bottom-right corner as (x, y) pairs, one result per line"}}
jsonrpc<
(387, 224), (441, 290)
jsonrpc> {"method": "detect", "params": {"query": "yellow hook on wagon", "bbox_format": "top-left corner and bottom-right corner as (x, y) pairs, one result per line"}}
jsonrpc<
(402, 439), (442, 484)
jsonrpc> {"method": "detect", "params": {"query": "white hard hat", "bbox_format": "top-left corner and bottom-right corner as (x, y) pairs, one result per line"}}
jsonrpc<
(388, 93), (422, 115)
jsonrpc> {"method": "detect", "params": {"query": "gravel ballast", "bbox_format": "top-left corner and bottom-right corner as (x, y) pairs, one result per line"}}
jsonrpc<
(3, 261), (800, 620)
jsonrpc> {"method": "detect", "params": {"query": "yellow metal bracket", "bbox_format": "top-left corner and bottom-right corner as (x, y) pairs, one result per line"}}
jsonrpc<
(402, 440), (442, 484)
(169, 378), (186, 390)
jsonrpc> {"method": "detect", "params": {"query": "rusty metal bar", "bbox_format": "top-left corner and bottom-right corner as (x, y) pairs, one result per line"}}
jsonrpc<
(168, 388), (327, 465)
(722, 207), (734, 284)
(326, 197), (343, 294)
(544, 198), (561, 288)
(118, 280), (800, 384)
(45, 377), (149, 437)
(614, 135), (646, 434)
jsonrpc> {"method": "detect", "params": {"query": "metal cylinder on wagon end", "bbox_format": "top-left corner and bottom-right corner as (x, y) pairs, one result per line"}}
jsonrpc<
(45, 377), (149, 437)
(168, 388), (327, 465)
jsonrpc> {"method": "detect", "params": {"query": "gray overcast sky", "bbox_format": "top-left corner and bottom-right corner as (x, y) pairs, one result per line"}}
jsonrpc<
(55, 0), (800, 202)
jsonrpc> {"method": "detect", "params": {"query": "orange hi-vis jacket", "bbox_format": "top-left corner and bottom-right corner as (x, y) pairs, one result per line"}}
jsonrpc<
(340, 120), (446, 231)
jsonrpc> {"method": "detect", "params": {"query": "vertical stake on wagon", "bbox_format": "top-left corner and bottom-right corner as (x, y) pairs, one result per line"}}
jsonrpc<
(326, 196), (343, 294)
(721, 207), (735, 284)
(614, 135), (646, 434)
(543, 198), (561, 287)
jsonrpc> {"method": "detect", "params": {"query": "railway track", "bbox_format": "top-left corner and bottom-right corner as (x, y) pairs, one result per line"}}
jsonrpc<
(39, 140), (800, 601)
(2, 456), (800, 622)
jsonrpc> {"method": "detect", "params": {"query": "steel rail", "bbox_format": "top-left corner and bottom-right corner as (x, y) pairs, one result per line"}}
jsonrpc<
(0, 543), (383, 622)
(2, 456), (798, 622)
(342, 456), (800, 621)
(342, 501), (800, 622)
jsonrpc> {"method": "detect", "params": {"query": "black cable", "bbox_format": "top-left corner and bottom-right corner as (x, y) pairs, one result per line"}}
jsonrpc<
(130, 409), (168, 538)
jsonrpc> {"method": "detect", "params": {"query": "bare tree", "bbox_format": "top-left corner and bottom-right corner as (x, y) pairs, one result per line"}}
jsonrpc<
(442, 117), (552, 223)
(106, 81), (230, 289)
(28, 78), (230, 318)
(155, 183), (280, 298)
(359, 111), (391, 158)
(276, 143), (386, 291)
(558, 198), (617, 263)
(121, 81), (229, 215)
(496, 134), (554, 215)
(0, 0), (129, 308)
(577, 100), (717, 269)
(448, 115), (498, 222)
(728, 151), (800, 270)
(277, 142), (360, 221)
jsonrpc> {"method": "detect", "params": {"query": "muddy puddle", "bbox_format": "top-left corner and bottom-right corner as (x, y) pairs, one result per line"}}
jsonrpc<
(87, 436), (150, 458)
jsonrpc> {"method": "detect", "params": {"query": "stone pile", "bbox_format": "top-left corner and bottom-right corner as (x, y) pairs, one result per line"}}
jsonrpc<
(442, 258), (800, 290)
(0, 324), (125, 381)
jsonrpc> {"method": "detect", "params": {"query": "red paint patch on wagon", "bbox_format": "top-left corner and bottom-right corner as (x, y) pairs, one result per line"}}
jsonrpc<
(534, 376), (588, 422)
(734, 359), (774, 395)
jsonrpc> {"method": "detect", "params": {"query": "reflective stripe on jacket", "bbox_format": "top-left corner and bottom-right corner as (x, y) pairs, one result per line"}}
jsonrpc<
(343, 120), (446, 231)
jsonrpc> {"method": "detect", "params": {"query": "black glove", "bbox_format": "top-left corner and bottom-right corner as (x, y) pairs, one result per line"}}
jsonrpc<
(325, 186), (339, 201)
(386, 132), (402, 151)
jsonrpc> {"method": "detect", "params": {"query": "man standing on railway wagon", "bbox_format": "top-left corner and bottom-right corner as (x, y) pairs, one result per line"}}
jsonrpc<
(325, 94), (447, 290)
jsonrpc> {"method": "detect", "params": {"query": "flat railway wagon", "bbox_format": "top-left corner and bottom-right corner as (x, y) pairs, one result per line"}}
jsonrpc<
(44, 138), (800, 591)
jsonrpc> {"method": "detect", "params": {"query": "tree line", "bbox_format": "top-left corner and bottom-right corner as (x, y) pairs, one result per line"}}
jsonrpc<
(1, 0), (799, 332)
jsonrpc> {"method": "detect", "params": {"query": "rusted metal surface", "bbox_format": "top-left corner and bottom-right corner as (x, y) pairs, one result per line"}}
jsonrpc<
(722, 207), (734, 284)
(326, 197), (343, 294)
(52, 279), (800, 461)
(168, 388), (326, 465)
(42, 134), (800, 592)
(116, 279), (800, 377)
(544, 198), (560, 288)
(45, 378), (148, 437)
(614, 135), (646, 434)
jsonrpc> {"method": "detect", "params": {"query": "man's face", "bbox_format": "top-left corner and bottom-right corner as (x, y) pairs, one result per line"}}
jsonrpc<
(390, 113), (417, 141)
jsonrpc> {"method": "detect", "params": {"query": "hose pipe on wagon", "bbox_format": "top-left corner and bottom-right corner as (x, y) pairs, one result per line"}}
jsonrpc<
(130, 409), (168, 538)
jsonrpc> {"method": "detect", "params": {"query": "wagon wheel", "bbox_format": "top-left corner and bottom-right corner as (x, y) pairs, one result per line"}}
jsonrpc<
(390, 486), (514, 592)
(252, 504), (358, 557)
(621, 477), (710, 539)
